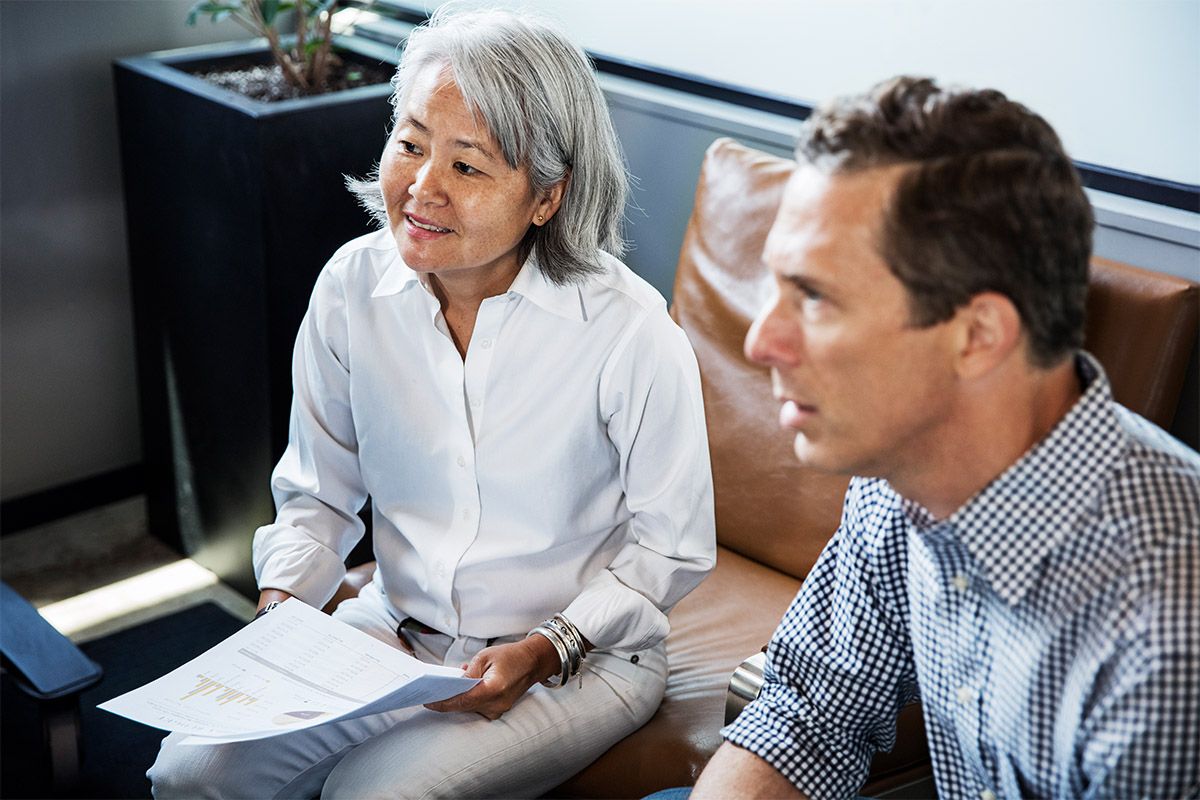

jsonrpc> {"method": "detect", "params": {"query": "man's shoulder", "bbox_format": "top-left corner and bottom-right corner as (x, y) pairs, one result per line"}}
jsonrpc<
(845, 477), (904, 521)
(1099, 404), (1199, 556)
(1113, 404), (1200, 475)
(840, 477), (910, 559)
(1109, 405), (1200, 500)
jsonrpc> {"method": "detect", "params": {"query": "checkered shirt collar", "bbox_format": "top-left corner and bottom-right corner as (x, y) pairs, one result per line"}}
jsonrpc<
(904, 352), (1127, 606)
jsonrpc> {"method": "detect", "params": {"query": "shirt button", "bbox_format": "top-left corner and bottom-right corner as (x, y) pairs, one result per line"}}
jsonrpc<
(957, 686), (975, 704)
(434, 561), (445, 578)
(462, 508), (472, 520)
(443, 615), (453, 628)
(480, 338), (492, 349)
(952, 574), (970, 591)
(980, 790), (996, 800)
(457, 455), (466, 468)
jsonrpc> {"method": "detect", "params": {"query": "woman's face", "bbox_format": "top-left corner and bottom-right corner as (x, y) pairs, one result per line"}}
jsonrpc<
(379, 68), (562, 284)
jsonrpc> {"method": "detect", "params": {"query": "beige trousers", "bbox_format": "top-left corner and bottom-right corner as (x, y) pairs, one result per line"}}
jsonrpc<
(148, 580), (667, 799)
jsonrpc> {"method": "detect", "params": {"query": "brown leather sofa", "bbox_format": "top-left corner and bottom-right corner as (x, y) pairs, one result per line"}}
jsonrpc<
(329, 137), (1200, 799)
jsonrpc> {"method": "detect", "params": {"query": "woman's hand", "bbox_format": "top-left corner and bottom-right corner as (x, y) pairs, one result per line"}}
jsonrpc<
(424, 635), (560, 720)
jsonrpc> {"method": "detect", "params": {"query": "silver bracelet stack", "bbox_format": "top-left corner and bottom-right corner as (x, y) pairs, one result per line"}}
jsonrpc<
(527, 613), (587, 689)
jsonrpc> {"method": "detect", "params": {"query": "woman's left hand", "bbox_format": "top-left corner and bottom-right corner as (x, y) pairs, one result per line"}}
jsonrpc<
(424, 635), (560, 720)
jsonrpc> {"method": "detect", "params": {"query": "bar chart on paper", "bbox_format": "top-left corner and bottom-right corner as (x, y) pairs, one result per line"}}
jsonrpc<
(181, 673), (265, 706)
(99, 599), (478, 743)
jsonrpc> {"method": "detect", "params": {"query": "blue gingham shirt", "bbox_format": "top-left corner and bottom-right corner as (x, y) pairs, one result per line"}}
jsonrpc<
(723, 354), (1200, 799)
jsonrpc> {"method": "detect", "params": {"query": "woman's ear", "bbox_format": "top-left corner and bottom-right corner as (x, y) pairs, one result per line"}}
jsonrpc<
(532, 174), (568, 226)
(954, 291), (1023, 380)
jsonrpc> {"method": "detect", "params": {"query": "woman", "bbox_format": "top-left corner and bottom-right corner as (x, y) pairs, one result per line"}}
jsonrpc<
(149, 6), (715, 799)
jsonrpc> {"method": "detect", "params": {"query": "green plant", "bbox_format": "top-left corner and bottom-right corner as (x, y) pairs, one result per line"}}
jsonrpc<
(187, 0), (342, 92)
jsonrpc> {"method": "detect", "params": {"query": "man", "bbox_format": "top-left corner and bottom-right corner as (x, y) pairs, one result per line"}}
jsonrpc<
(692, 76), (1199, 799)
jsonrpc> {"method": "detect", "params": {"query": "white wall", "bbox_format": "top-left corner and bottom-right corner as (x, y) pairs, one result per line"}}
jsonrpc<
(402, 0), (1200, 186)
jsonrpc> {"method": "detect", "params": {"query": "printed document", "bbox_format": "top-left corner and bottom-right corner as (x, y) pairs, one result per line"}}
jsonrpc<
(99, 598), (478, 744)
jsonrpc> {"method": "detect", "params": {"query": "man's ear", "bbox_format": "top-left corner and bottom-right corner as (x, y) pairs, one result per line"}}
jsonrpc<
(953, 292), (1023, 380)
(532, 173), (569, 226)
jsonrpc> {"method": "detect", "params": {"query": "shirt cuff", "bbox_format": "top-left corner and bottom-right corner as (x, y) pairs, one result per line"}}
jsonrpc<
(561, 570), (669, 653)
(722, 698), (872, 800)
(252, 523), (348, 609)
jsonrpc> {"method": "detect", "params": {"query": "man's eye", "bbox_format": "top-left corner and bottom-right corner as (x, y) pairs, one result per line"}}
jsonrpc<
(783, 277), (823, 306)
(454, 161), (480, 176)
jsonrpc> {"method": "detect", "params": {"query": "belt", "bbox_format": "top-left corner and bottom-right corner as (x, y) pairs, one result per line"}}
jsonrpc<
(397, 617), (499, 647)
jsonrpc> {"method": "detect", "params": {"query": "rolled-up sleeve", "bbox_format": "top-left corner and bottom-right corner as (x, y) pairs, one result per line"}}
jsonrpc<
(252, 263), (368, 609)
(722, 479), (918, 799)
(564, 308), (716, 652)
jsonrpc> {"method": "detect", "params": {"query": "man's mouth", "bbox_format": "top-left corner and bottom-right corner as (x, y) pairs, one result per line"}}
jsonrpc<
(406, 214), (453, 233)
(779, 399), (817, 429)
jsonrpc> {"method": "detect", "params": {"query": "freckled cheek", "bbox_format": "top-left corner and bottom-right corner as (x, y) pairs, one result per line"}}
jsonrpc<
(378, 161), (411, 208)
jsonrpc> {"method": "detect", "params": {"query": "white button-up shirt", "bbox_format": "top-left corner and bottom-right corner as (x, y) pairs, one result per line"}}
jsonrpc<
(253, 229), (716, 652)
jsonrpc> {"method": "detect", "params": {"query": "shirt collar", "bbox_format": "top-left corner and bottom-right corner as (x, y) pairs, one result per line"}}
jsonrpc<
(908, 352), (1127, 606)
(507, 253), (587, 322)
(370, 251), (586, 323)
(370, 249), (423, 298)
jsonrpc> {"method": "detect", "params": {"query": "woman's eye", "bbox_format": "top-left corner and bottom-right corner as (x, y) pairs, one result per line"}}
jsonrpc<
(454, 161), (480, 176)
(399, 140), (422, 155)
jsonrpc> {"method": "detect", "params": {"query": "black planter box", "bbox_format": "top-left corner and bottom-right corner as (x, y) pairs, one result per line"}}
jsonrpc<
(115, 37), (396, 597)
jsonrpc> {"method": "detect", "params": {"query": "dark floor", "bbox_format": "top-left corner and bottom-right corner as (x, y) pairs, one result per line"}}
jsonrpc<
(1, 497), (254, 799)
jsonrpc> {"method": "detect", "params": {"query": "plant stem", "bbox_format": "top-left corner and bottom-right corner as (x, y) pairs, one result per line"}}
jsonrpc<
(294, 0), (309, 84)
(246, 0), (308, 90)
(311, 9), (334, 89)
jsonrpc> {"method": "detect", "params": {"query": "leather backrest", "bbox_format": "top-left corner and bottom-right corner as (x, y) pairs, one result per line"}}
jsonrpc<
(1086, 256), (1198, 428)
(671, 139), (846, 579)
(673, 137), (1200, 580)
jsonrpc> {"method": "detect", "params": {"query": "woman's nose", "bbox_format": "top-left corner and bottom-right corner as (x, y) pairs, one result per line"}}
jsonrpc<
(409, 162), (445, 203)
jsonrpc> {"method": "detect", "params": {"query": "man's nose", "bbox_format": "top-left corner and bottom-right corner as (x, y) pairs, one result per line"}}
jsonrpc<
(744, 299), (799, 367)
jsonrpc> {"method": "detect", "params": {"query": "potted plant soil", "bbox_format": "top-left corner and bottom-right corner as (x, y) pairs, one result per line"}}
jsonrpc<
(114, 1), (397, 596)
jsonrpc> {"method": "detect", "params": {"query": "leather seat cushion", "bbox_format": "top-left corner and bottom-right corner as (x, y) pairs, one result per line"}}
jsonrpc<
(552, 545), (799, 797)
(551, 545), (928, 798)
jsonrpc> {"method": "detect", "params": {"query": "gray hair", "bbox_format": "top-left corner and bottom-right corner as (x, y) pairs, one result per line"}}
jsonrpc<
(347, 6), (629, 285)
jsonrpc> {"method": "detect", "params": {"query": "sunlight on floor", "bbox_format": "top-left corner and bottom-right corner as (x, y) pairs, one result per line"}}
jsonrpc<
(1, 496), (257, 642)
(37, 559), (220, 637)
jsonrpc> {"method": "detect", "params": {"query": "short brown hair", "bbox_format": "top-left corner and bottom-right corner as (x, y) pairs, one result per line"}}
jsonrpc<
(797, 76), (1093, 367)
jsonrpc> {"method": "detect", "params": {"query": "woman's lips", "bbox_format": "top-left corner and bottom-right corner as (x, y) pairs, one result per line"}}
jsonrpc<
(779, 399), (817, 429)
(403, 213), (453, 239)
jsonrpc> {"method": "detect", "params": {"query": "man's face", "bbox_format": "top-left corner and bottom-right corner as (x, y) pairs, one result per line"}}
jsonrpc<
(744, 166), (962, 480)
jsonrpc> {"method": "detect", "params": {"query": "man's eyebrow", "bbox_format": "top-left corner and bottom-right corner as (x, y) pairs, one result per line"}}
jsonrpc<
(780, 271), (829, 296)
